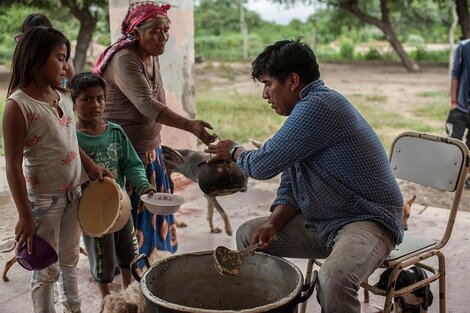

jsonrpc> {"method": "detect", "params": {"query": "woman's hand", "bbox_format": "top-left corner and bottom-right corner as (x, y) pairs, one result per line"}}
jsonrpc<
(250, 222), (278, 251)
(15, 214), (37, 255)
(188, 120), (217, 145)
(204, 140), (237, 163)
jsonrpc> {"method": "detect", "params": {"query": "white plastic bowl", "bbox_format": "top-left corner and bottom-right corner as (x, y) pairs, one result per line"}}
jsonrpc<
(140, 193), (185, 215)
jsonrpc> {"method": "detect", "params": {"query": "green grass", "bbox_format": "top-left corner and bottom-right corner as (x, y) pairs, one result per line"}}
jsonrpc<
(196, 87), (285, 143)
(341, 92), (446, 152)
(195, 77), (449, 153)
(414, 91), (448, 121)
(417, 90), (447, 98)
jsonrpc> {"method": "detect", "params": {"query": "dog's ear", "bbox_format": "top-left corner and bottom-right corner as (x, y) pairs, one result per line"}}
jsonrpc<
(423, 289), (434, 310)
(410, 267), (434, 310)
(161, 145), (184, 165)
(407, 194), (416, 207)
(376, 268), (393, 289)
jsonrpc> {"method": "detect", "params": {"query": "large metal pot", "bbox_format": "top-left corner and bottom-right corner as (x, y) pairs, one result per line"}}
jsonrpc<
(197, 161), (248, 197)
(131, 251), (316, 313)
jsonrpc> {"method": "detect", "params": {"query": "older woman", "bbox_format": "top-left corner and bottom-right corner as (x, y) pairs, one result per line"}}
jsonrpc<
(94, 1), (216, 260)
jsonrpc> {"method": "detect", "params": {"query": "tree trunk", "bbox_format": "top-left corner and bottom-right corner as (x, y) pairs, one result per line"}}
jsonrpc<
(450, 1), (459, 75)
(382, 24), (420, 72)
(455, 0), (470, 39)
(339, 0), (420, 72)
(74, 16), (97, 72)
(240, 0), (248, 60)
(62, 0), (98, 73)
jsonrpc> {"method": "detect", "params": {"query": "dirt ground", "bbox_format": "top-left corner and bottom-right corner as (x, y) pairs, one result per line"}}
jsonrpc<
(196, 61), (470, 212)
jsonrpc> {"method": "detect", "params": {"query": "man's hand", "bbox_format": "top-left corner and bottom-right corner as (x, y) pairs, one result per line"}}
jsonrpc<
(204, 140), (237, 163)
(451, 98), (457, 108)
(250, 222), (278, 250)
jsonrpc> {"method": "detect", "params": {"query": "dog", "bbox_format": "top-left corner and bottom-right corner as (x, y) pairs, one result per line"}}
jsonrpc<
(375, 266), (434, 312)
(403, 194), (416, 231)
(162, 146), (247, 236)
(1, 242), (88, 282)
(100, 249), (172, 313)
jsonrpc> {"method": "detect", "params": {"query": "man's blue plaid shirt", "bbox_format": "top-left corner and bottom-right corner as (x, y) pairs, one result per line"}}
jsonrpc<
(237, 79), (404, 247)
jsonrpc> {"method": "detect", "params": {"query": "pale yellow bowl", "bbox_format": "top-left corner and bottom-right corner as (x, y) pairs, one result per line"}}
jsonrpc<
(140, 193), (184, 215)
(79, 177), (131, 238)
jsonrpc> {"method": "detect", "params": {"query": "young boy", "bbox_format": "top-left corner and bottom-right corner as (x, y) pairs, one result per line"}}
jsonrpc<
(70, 72), (154, 298)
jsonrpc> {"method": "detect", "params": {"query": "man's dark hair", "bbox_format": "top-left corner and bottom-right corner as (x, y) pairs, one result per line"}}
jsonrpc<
(69, 72), (106, 102)
(251, 38), (320, 84)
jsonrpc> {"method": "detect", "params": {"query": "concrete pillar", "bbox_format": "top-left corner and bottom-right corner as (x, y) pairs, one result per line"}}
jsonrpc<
(108, 0), (197, 149)
(108, 0), (129, 42)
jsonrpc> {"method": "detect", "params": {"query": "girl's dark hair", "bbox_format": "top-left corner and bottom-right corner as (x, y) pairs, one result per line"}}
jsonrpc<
(251, 38), (320, 84)
(21, 13), (53, 32)
(8, 26), (71, 95)
(69, 72), (107, 102)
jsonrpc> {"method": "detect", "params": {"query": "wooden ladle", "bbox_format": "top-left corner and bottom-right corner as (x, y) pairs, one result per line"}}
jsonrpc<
(213, 243), (259, 276)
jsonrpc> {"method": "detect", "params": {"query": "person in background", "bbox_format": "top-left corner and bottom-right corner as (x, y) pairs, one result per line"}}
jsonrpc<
(16, 13), (75, 86)
(93, 1), (216, 262)
(205, 38), (403, 313)
(70, 72), (155, 298)
(2, 26), (108, 313)
(448, 38), (470, 187)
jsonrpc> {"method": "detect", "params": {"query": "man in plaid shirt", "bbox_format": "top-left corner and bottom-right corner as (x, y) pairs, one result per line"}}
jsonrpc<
(206, 38), (403, 313)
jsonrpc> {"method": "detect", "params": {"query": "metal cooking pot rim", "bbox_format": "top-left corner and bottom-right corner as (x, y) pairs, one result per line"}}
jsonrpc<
(139, 251), (304, 313)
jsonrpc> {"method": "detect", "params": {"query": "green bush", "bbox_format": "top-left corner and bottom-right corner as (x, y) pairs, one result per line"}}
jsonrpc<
(407, 34), (426, 50)
(363, 47), (382, 60)
(339, 37), (355, 59)
(195, 34), (246, 61)
(315, 45), (341, 61)
(411, 48), (448, 62)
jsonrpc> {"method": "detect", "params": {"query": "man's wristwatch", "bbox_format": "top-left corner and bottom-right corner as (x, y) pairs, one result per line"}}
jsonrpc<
(229, 145), (240, 161)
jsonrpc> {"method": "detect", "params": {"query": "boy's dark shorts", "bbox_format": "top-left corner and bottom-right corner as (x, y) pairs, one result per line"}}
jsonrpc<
(83, 217), (138, 283)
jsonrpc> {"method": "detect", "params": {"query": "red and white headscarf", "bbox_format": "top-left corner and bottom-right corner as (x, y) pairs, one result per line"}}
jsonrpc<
(93, 1), (170, 75)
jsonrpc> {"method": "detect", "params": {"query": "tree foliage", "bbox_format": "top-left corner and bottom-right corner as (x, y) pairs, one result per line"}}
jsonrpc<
(0, 0), (455, 68)
(195, 0), (264, 36)
(195, 0), (317, 60)
(0, 0), (108, 72)
(267, 0), (454, 71)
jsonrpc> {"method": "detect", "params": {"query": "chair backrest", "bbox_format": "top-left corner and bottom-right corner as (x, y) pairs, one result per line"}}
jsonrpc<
(390, 132), (469, 247)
